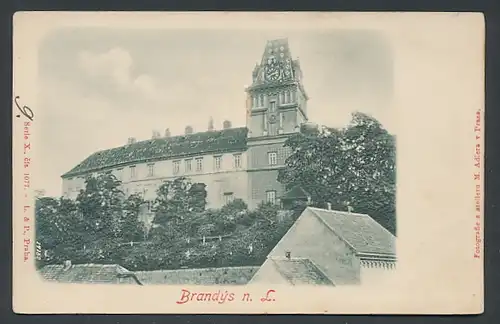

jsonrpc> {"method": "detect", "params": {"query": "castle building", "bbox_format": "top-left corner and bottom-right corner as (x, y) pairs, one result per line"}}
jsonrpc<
(61, 38), (309, 211)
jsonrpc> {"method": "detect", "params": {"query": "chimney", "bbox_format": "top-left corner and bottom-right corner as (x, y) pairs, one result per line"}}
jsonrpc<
(327, 202), (332, 210)
(185, 125), (193, 135)
(127, 137), (136, 145)
(152, 130), (161, 139)
(208, 117), (215, 131)
(63, 260), (72, 271)
(285, 251), (291, 260)
(223, 120), (232, 129)
(164, 128), (171, 137)
(347, 206), (354, 213)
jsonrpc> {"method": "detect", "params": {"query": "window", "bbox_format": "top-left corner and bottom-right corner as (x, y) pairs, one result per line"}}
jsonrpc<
(146, 200), (155, 213)
(185, 159), (192, 173)
(224, 192), (234, 205)
(147, 163), (155, 177)
(173, 160), (180, 175)
(270, 101), (276, 112)
(285, 90), (290, 103)
(214, 156), (222, 171)
(266, 191), (277, 205)
(259, 94), (264, 107)
(129, 166), (136, 179)
(116, 168), (123, 181)
(234, 154), (242, 169)
(268, 152), (278, 165)
(252, 96), (257, 107)
(196, 158), (203, 172)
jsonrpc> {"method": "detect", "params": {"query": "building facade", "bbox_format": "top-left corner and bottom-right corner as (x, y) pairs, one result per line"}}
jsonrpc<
(61, 38), (310, 210)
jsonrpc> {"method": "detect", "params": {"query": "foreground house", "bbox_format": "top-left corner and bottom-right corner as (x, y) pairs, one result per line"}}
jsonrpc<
(39, 261), (143, 285)
(250, 207), (396, 286)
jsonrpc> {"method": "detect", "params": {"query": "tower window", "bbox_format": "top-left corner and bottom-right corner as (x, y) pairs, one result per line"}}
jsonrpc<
(270, 101), (276, 112)
(259, 94), (264, 107)
(224, 192), (234, 205)
(268, 152), (278, 165)
(173, 160), (180, 175)
(285, 90), (290, 103)
(266, 190), (277, 205)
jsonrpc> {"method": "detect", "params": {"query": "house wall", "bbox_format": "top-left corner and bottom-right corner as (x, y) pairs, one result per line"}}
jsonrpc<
(254, 208), (361, 285)
(246, 137), (292, 208)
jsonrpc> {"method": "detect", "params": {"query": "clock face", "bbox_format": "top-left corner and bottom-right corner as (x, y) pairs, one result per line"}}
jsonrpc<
(266, 65), (281, 82)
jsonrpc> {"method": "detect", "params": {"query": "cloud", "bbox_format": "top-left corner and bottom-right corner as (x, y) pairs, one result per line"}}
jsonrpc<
(77, 47), (168, 104)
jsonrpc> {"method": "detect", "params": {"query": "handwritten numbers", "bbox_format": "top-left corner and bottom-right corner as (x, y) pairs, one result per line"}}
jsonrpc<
(14, 96), (34, 121)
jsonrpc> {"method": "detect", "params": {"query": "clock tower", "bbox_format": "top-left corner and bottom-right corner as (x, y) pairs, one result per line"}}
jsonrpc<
(246, 38), (309, 137)
(245, 38), (310, 208)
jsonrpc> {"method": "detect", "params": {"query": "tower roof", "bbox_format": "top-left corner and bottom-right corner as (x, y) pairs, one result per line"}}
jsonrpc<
(260, 38), (294, 66)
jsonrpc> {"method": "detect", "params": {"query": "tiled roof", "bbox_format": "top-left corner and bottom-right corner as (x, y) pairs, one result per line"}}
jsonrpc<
(270, 258), (334, 286)
(309, 207), (396, 256)
(62, 127), (248, 178)
(39, 263), (142, 285)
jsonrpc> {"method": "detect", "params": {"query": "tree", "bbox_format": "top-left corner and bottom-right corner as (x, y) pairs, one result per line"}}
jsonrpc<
(278, 112), (397, 234)
(150, 177), (208, 245)
(121, 193), (147, 242)
(75, 173), (126, 251)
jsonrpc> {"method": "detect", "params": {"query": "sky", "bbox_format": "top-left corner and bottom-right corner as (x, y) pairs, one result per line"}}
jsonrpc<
(37, 27), (394, 197)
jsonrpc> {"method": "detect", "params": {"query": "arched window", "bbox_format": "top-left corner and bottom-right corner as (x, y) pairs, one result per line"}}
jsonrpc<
(252, 95), (257, 107)
(259, 94), (264, 107)
(285, 90), (290, 103)
(279, 92), (284, 104)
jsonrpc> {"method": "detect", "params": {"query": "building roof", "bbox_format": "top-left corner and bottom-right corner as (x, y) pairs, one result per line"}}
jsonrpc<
(270, 257), (334, 286)
(39, 263), (143, 285)
(62, 127), (248, 178)
(308, 207), (396, 256)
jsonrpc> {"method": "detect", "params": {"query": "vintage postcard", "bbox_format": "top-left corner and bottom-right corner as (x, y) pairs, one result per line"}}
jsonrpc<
(12, 12), (484, 314)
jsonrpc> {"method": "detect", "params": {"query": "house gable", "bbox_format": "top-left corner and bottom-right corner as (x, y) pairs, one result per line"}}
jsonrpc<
(257, 208), (361, 285)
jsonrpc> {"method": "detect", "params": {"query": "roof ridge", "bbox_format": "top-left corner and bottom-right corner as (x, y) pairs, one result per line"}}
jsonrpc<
(307, 207), (368, 217)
